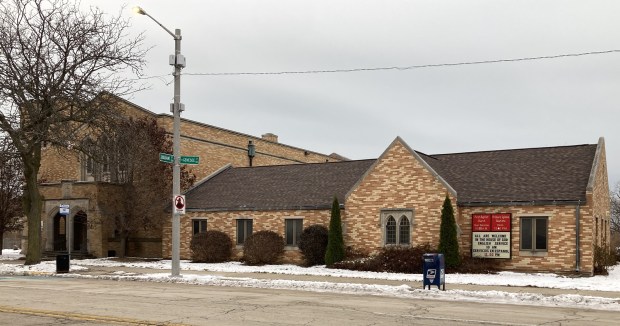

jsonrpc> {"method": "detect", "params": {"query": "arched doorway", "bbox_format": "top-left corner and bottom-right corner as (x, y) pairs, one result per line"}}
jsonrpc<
(73, 211), (88, 252)
(53, 213), (67, 251)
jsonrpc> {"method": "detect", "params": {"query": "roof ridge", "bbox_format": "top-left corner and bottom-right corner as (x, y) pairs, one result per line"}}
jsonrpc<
(232, 159), (377, 170)
(431, 143), (596, 157)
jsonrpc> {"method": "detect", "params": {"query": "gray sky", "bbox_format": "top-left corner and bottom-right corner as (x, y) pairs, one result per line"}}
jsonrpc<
(85, 0), (619, 188)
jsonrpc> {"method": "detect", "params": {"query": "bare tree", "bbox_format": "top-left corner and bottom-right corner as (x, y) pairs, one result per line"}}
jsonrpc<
(0, 0), (146, 264)
(93, 117), (195, 257)
(0, 136), (23, 248)
(611, 182), (620, 234)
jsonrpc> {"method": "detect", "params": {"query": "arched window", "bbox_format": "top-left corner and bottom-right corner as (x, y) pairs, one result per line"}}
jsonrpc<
(399, 215), (410, 245)
(385, 216), (396, 244)
(381, 210), (414, 246)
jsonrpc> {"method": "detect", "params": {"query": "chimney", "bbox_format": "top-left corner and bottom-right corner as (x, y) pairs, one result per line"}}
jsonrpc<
(261, 133), (278, 143)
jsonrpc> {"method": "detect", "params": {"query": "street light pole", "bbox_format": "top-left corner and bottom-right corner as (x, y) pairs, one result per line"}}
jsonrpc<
(134, 6), (185, 277)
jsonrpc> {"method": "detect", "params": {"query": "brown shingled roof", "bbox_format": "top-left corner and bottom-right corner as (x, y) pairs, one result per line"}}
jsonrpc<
(186, 143), (598, 211)
(185, 160), (376, 211)
(420, 144), (597, 204)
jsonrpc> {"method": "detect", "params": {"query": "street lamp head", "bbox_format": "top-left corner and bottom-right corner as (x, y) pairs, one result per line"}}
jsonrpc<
(132, 6), (147, 15)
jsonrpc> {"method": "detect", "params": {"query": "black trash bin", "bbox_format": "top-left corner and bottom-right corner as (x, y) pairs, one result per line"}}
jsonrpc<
(56, 254), (70, 274)
(422, 253), (445, 290)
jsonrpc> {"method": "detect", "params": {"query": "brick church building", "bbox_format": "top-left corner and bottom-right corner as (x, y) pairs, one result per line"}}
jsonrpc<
(178, 137), (610, 275)
(33, 95), (611, 275)
(33, 94), (339, 258)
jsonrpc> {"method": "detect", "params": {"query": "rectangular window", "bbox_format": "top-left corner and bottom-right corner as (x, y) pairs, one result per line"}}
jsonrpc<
(86, 156), (94, 174)
(520, 217), (547, 251)
(236, 219), (253, 245)
(285, 219), (303, 246)
(192, 219), (207, 235)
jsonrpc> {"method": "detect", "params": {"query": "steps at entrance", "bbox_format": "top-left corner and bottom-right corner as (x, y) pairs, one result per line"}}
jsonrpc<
(42, 251), (94, 261)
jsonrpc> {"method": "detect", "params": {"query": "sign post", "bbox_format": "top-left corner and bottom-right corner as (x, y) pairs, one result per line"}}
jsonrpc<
(59, 204), (71, 256)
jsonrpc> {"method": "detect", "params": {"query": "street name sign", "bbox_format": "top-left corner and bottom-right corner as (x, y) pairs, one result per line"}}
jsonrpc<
(159, 153), (174, 164)
(180, 156), (199, 165)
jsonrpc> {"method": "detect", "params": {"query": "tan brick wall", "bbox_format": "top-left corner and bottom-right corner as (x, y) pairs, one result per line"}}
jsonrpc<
(459, 205), (586, 274)
(39, 97), (337, 183)
(156, 115), (337, 181)
(344, 140), (453, 254)
(591, 142), (611, 248)
(39, 147), (81, 182)
(163, 209), (332, 262)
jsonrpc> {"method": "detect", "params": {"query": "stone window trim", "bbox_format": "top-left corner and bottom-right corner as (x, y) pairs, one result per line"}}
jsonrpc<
(380, 209), (414, 247)
(284, 217), (304, 249)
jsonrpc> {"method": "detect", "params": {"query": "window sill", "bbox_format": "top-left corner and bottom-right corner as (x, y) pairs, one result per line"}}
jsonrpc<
(519, 250), (548, 257)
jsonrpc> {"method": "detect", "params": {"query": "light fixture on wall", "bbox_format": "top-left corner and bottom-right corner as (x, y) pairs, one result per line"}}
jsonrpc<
(248, 141), (256, 167)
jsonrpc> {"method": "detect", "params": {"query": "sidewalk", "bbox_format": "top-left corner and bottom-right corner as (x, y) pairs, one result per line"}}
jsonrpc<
(70, 263), (620, 300)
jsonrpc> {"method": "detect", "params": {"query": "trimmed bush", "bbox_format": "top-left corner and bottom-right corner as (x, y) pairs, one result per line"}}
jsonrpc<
(298, 225), (329, 266)
(375, 244), (435, 273)
(593, 245), (616, 275)
(332, 243), (435, 273)
(190, 230), (232, 263)
(243, 230), (284, 265)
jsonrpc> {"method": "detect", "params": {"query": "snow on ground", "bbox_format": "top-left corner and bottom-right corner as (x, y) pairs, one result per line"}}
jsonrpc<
(0, 249), (23, 260)
(2, 249), (620, 311)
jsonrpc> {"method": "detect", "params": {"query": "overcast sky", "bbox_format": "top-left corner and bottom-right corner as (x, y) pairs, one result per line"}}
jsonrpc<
(84, 0), (620, 188)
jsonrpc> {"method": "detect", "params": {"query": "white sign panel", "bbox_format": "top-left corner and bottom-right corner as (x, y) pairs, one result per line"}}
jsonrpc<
(173, 195), (186, 215)
(472, 232), (511, 258)
(59, 204), (70, 216)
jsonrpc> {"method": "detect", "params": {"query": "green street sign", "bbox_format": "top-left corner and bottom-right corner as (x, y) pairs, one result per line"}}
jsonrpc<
(180, 156), (199, 165)
(159, 153), (174, 164)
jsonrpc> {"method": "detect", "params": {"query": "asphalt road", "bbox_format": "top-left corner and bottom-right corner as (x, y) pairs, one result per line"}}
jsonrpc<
(1, 276), (619, 325)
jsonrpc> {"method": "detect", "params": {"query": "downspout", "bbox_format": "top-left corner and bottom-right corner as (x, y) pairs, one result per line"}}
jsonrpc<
(575, 202), (580, 273)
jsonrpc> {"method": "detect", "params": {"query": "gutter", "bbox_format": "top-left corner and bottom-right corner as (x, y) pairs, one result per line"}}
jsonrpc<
(186, 204), (338, 213)
(458, 200), (584, 207)
(576, 203), (581, 273)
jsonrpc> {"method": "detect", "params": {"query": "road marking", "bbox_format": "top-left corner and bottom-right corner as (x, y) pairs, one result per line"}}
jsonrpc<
(374, 312), (537, 326)
(0, 305), (188, 325)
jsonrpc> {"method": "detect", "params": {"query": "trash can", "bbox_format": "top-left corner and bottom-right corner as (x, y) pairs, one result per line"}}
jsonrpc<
(56, 254), (70, 274)
(423, 253), (445, 290)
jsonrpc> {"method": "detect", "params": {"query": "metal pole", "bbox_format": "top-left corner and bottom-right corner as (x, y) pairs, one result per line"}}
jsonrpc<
(171, 29), (182, 277)
(133, 6), (184, 278)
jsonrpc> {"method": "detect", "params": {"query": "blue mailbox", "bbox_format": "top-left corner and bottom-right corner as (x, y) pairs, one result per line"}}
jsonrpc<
(423, 253), (445, 290)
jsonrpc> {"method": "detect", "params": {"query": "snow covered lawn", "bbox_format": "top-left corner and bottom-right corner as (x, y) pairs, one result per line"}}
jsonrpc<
(2, 249), (620, 311)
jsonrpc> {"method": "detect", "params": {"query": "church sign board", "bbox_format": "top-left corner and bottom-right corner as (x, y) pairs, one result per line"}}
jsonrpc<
(471, 213), (512, 259)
